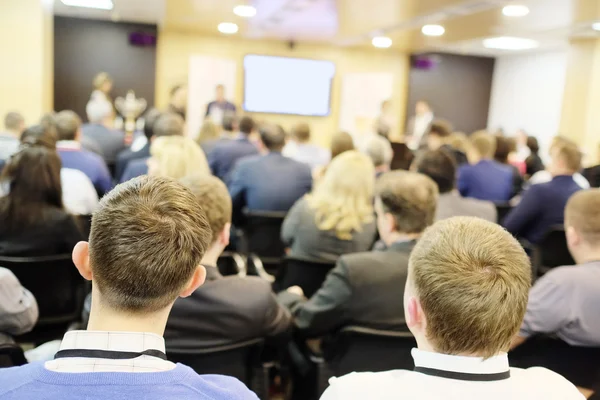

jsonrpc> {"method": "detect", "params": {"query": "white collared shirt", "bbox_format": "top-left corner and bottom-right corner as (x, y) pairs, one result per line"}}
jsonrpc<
(56, 140), (82, 151)
(44, 330), (176, 373)
(61, 168), (98, 215)
(320, 348), (584, 400)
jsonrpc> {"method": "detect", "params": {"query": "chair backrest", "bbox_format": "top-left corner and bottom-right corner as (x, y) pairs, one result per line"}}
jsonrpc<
(0, 255), (87, 326)
(240, 210), (287, 262)
(494, 202), (513, 224)
(534, 225), (575, 273)
(324, 325), (416, 377)
(278, 257), (336, 298)
(217, 251), (247, 277)
(0, 343), (27, 368)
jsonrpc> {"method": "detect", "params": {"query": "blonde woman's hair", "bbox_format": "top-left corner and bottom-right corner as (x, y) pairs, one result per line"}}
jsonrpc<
(306, 150), (375, 240)
(150, 136), (209, 180)
(197, 120), (219, 145)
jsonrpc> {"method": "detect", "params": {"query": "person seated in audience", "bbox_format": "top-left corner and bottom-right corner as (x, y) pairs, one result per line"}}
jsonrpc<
(320, 217), (583, 400)
(494, 135), (524, 196)
(525, 136), (545, 178)
(457, 130), (514, 202)
(330, 131), (355, 160)
(283, 123), (330, 170)
(0, 267), (38, 344)
(425, 121), (468, 166)
(415, 149), (496, 222)
(281, 151), (376, 263)
(583, 144), (600, 188)
(0, 176), (257, 399)
(147, 135), (210, 180)
(0, 141), (85, 257)
(195, 119), (219, 154)
(529, 136), (589, 188)
(165, 174), (291, 351)
(0, 112), (25, 161)
(82, 99), (125, 165)
(54, 110), (112, 196)
(166, 84), (187, 120)
(360, 134), (393, 178)
(228, 124), (312, 217)
(208, 116), (258, 182)
(119, 113), (187, 182)
(114, 109), (162, 181)
(20, 125), (98, 215)
(278, 170), (437, 337)
(445, 131), (469, 165)
(503, 141), (582, 244)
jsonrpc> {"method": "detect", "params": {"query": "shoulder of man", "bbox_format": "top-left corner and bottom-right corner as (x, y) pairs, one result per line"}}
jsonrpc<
(181, 367), (259, 399)
(322, 370), (411, 399)
(510, 366), (585, 399)
(0, 363), (42, 396)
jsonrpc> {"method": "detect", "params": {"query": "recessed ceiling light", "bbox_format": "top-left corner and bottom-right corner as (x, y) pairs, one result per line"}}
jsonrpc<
(372, 36), (392, 48)
(233, 5), (257, 18)
(502, 5), (530, 17)
(483, 36), (538, 50)
(61, 0), (113, 10)
(421, 24), (445, 37)
(593, 22), (600, 31)
(218, 22), (239, 34)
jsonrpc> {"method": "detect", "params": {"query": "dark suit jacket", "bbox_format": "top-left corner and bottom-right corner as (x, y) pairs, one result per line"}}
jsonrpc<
(583, 165), (600, 188)
(119, 157), (148, 183)
(228, 152), (312, 214)
(81, 124), (126, 164)
(164, 265), (292, 351)
(208, 136), (259, 182)
(278, 241), (415, 337)
(457, 159), (514, 202)
(115, 142), (150, 182)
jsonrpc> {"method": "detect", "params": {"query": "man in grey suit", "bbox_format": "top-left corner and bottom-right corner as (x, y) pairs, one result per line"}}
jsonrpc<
(415, 148), (497, 223)
(278, 171), (439, 336)
(82, 100), (125, 165)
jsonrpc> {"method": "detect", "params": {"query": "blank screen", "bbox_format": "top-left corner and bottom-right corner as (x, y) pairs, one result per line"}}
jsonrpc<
(243, 55), (335, 116)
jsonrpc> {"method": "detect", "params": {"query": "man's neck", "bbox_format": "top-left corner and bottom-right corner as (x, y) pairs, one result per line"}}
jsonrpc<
(551, 170), (575, 178)
(2, 129), (20, 139)
(200, 244), (223, 267)
(384, 231), (421, 246)
(573, 249), (600, 265)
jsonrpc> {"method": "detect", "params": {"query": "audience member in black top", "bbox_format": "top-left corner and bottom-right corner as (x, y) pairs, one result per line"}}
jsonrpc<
(0, 139), (84, 256)
(494, 135), (524, 196)
(278, 170), (438, 337)
(525, 136), (545, 178)
(165, 173), (291, 351)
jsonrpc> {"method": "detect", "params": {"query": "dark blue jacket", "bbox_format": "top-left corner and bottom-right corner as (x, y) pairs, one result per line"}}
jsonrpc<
(119, 157), (148, 183)
(503, 175), (581, 244)
(208, 136), (259, 182)
(458, 159), (514, 202)
(115, 142), (150, 182)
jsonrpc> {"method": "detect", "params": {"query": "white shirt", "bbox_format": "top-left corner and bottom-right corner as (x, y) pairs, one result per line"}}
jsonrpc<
(61, 168), (99, 215)
(529, 170), (589, 189)
(411, 112), (434, 149)
(320, 348), (584, 400)
(44, 330), (176, 373)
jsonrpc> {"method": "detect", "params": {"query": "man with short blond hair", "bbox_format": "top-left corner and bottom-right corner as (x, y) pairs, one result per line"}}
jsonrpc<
(321, 217), (583, 400)
(283, 122), (330, 170)
(165, 174), (291, 351)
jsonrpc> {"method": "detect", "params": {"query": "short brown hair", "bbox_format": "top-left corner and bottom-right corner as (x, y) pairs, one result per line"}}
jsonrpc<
(331, 131), (355, 159)
(428, 121), (452, 138)
(89, 176), (211, 312)
(553, 141), (582, 173)
(410, 217), (531, 357)
(565, 189), (600, 246)
(292, 123), (311, 142)
(153, 113), (184, 137)
(415, 149), (456, 194)
(180, 174), (232, 244)
(376, 171), (438, 234)
(239, 116), (255, 135)
(55, 110), (82, 141)
(470, 130), (496, 158)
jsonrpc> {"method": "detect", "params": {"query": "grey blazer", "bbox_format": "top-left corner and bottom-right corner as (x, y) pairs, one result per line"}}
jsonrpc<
(436, 191), (497, 223)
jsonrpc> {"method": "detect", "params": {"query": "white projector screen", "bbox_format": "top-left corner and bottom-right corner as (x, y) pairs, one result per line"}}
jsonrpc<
(243, 55), (335, 116)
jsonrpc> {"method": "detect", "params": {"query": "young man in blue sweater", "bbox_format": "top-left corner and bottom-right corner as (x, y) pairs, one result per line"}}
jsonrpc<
(0, 176), (257, 400)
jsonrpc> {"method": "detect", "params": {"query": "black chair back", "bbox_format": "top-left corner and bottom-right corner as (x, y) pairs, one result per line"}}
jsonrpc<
(494, 202), (513, 224)
(0, 343), (27, 368)
(217, 251), (247, 277)
(240, 210), (287, 273)
(533, 225), (575, 275)
(277, 258), (336, 298)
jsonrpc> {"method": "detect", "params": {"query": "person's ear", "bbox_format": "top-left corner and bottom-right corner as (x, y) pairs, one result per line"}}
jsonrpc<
(385, 212), (397, 233)
(180, 265), (206, 298)
(73, 242), (92, 281)
(566, 225), (580, 248)
(406, 296), (426, 332)
(219, 222), (231, 247)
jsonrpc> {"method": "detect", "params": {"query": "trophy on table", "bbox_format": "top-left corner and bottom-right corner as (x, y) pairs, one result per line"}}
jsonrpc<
(115, 90), (147, 142)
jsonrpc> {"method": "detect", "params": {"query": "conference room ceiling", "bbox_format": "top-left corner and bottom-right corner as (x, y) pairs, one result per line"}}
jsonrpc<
(53, 0), (600, 55)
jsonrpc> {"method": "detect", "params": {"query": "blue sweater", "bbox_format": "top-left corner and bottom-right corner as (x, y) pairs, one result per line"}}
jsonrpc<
(503, 175), (581, 244)
(58, 149), (112, 195)
(0, 362), (258, 399)
(457, 159), (514, 202)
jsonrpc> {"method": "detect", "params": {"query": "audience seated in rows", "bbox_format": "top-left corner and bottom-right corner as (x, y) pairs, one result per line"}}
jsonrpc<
(503, 140), (582, 244)
(54, 110), (112, 195)
(283, 123), (331, 170)
(0, 139), (85, 257)
(359, 134), (393, 178)
(525, 136), (545, 178)
(529, 136), (589, 189)
(494, 135), (524, 196)
(415, 149), (496, 222)
(147, 135), (209, 180)
(82, 100), (125, 165)
(165, 174), (291, 351)
(0, 267), (38, 344)
(321, 217), (583, 400)
(229, 124), (312, 215)
(278, 170), (437, 337)
(445, 131), (469, 166)
(313, 131), (355, 180)
(114, 108), (161, 181)
(458, 131), (514, 202)
(0, 112), (25, 161)
(281, 151), (376, 264)
(208, 116), (258, 182)
(425, 121), (469, 166)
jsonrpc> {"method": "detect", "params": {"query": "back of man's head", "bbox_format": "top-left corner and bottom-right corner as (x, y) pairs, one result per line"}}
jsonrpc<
(180, 174), (232, 245)
(4, 112), (25, 133)
(55, 110), (82, 141)
(292, 123), (311, 143)
(239, 116), (255, 135)
(153, 113), (184, 138)
(551, 141), (582, 175)
(143, 109), (162, 140)
(260, 124), (286, 152)
(408, 217), (531, 357)
(376, 171), (438, 234)
(415, 149), (456, 194)
(89, 176), (211, 312)
(221, 113), (236, 132)
(361, 134), (393, 168)
(470, 130), (496, 159)
(428, 121), (452, 138)
(86, 100), (113, 124)
(565, 189), (600, 250)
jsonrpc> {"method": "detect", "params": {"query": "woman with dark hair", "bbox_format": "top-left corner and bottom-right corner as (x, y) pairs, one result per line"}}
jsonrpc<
(494, 135), (524, 197)
(525, 136), (545, 177)
(0, 142), (84, 256)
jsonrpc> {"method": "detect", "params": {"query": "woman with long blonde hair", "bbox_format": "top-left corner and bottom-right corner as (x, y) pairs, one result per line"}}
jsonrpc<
(281, 150), (377, 264)
(148, 136), (210, 180)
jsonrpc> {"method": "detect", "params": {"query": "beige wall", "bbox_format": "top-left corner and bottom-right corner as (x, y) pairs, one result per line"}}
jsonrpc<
(0, 0), (53, 126)
(156, 31), (409, 147)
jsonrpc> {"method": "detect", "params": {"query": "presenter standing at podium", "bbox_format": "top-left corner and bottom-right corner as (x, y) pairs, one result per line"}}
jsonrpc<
(205, 84), (236, 125)
(405, 100), (434, 150)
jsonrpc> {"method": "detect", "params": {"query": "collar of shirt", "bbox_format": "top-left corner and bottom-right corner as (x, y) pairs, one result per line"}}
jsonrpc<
(57, 140), (82, 151)
(412, 348), (510, 376)
(44, 330), (176, 373)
